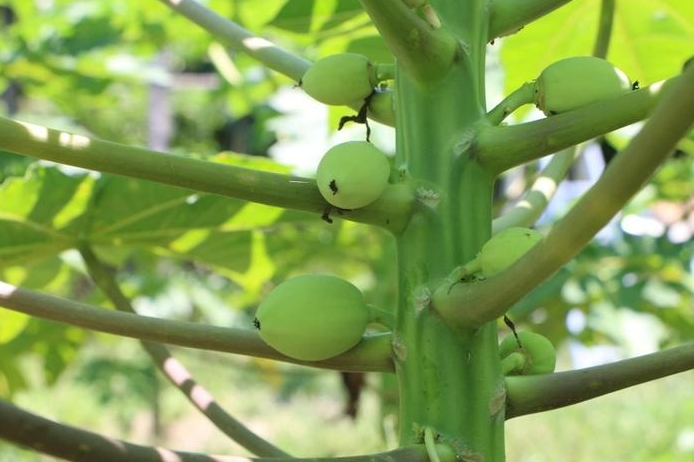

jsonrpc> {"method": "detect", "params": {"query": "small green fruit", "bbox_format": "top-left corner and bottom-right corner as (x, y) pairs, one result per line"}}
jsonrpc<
(479, 227), (542, 276)
(316, 141), (390, 210)
(535, 56), (631, 115)
(254, 274), (369, 361)
(367, 90), (396, 126)
(499, 331), (556, 375)
(301, 53), (377, 106)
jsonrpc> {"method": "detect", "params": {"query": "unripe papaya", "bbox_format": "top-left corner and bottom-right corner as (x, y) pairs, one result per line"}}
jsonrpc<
(301, 53), (377, 106)
(499, 331), (556, 375)
(479, 227), (542, 276)
(367, 90), (396, 126)
(316, 141), (391, 210)
(254, 274), (369, 361)
(535, 56), (631, 115)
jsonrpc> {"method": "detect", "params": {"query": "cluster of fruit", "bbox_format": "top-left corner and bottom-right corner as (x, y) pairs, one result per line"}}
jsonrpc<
(253, 226), (556, 372)
(251, 52), (632, 365)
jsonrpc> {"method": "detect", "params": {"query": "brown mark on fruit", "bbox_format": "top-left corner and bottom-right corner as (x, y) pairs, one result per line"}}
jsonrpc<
(253, 318), (261, 330)
(329, 179), (338, 195)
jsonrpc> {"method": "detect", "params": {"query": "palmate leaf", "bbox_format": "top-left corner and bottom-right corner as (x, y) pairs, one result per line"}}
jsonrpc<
(0, 165), (93, 266)
(269, 0), (365, 34)
(0, 153), (342, 288)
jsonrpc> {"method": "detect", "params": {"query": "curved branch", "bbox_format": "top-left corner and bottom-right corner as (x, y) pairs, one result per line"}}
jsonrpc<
(475, 76), (680, 174)
(488, 0), (574, 40)
(0, 281), (394, 373)
(79, 246), (289, 457)
(433, 63), (694, 329)
(505, 342), (694, 418)
(592, 0), (616, 59)
(359, 0), (458, 84)
(0, 116), (414, 233)
(491, 148), (576, 233)
(485, 81), (536, 125)
(0, 396), (429, 462)
(157, 0), (310, 82)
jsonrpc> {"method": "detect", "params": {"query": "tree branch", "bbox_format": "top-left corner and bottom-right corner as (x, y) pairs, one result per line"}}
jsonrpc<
(359, 0), (458, 84)
(433, 63), (694, 329)
(0, 116), (414, 233)
(157, 0), (310, 82)
(491, 148), (576, 233)
(78, 246), (288, 457)
(475, 76), (680, 174)
(592, 0), (616, 59)
(488, 0), (575, 40)
(505, 342), (694, 418)
(0, 396), (431, 462)
(0, 281), (394, 373)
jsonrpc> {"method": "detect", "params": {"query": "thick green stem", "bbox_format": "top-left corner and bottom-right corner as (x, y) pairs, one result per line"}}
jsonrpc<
(359, 0), (458, 84)
(391, 2), (505, 460)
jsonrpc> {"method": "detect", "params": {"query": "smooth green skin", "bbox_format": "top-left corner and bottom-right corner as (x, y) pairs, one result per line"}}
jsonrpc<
(535, 56), (631, 116)
(301, 53), (376, 106)
(316, 141), (391, 209)
(254, 274), (369, 361)
(479, 227), (542, 276)
(368, 90), (396, 126)
(499, 331), (556, 375)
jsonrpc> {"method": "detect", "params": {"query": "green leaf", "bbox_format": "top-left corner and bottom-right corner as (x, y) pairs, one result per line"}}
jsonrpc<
(499, 0), (694, 110)
(0, 310), (30, 344)
(270, 0), (316, 33)
(0, 166), (92, 267)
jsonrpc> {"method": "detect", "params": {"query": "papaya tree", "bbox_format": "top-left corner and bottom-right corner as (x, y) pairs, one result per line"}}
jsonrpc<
(1, 1), (694, 461)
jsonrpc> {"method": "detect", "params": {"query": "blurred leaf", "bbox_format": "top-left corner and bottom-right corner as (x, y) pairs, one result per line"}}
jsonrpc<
(500, 0), (694, 109)
(0, 166), (92, 267)
(0, 310), (30, 344)
(270, 0), (316, 33)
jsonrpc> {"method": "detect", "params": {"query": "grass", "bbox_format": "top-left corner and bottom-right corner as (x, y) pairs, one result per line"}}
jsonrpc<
(2, 339), (694, 462)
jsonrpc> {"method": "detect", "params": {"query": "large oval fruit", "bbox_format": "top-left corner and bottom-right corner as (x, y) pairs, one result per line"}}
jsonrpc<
(301, 53), (377, 106)
(479, 227), (542, 276)
(316, 141), (390, 209)
(254, 274), (369, 361)
(535, 56), (631, 116)
(499, 331), (556, 375)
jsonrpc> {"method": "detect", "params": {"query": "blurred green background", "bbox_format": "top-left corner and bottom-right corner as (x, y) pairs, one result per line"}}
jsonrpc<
(1, 1), (693, 461)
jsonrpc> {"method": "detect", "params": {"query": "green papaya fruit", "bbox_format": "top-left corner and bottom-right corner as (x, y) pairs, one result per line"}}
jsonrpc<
(301, 53), (377, 106)
(535, 56), (631, 116)
(499, 331), (556, 375)
(316, 141), (391, 210)
(254, 274), (369, 361)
